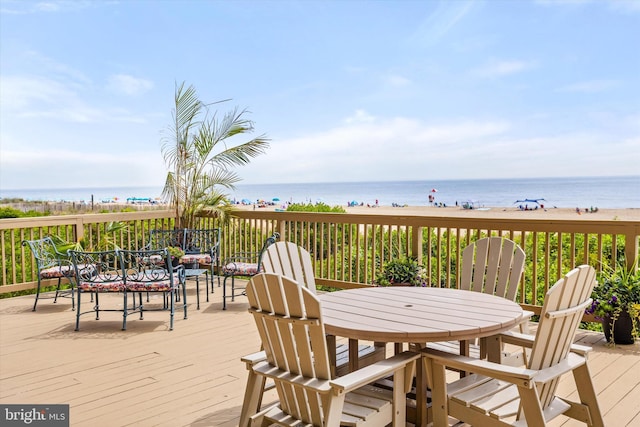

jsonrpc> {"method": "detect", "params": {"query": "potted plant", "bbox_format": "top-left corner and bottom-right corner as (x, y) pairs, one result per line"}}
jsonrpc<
(375, 257), (428, 287)
(586, 257), (640, 344)
(167, 246), (185, 268)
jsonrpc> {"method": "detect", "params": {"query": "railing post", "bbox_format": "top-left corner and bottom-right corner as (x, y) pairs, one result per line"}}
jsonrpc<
(276, 220), (285, 241)
(412, 225), (423, 262)
(75, 216), (85, 244)
(626, 231), (639, 271)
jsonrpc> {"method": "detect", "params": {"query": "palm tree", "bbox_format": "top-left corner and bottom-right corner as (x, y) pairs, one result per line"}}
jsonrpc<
(161, 82), (269, 229)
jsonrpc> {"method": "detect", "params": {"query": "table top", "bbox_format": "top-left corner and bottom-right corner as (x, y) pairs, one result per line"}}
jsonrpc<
(319, 287), (524, 343)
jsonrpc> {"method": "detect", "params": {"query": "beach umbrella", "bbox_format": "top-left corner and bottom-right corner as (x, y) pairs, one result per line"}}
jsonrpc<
(431, 188), (438, 192)
(514, 198), (545, 205)
(272, 197), (280, 202)
(241, 198), (251, 204)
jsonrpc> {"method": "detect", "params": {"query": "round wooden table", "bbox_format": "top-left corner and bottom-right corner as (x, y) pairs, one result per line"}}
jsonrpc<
(319, 286), (525, 427)
(320, 286), (524, 343)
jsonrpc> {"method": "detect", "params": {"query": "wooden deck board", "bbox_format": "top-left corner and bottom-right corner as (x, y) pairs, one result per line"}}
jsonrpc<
(1, 284), (639, 426)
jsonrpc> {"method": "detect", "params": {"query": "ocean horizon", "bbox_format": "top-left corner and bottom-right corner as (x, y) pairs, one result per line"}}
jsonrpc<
(1, 176), (639, 209)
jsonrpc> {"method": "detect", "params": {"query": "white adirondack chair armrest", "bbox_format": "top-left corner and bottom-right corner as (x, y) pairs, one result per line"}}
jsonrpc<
(499, 330), (593, 356)
(330, 351), (420, 394)
(423, 348), (536, 387)
(530, 352), (587, 384)
(424, 348), (588, 389)
(241, 350), (267, 367)
(251, 361), (333, 393)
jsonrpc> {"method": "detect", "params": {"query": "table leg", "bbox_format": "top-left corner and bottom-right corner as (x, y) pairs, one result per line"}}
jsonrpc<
(348, 338), (359, 373)
(195, 276), (200, 310)
(205, 271), (210, 302)
(327, 334), (337, 378)
(459, 339), (470, 377)
(394, 342), (403, 354)
(481, 335), (502, 362)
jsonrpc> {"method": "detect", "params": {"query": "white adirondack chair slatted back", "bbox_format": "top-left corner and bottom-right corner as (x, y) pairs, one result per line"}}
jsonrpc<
(524, 264), (596, 417)
(262, 241), (387, 379)
(460, 237), (526, 301)
(245, 273), (331, 424)
(262, 241), (317, 294)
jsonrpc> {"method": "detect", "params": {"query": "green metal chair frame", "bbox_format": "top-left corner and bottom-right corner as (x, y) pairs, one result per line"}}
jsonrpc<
(22, 237), (75, 312)
(70, 248), (186, 331)
(221, 232), (279, 310)
(147, 228), (221, 292)
(120, 248), (187, 331)
(69, 249), (127, 331)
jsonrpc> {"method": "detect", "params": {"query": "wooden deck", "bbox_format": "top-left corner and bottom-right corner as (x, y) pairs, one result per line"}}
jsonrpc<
(1, 281), (639, 426)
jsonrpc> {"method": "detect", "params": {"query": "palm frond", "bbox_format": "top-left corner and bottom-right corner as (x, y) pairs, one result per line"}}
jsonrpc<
(161, 81), (269, 228)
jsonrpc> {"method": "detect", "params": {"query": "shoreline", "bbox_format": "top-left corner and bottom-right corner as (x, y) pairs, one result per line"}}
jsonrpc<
(3, 199), (639, 221)
(239, 203), (640, 221)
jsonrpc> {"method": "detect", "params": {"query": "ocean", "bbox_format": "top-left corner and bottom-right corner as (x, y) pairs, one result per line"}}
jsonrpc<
(1, 176), (638, 209)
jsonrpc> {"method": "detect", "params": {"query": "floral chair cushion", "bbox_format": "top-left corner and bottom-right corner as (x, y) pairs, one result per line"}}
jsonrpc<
(77, 280), (126, 292)
(222, 262), (262, 276)
(125, 280), (178, 292)
(180, 254), (212, 264)
(40, 265), (75, 279)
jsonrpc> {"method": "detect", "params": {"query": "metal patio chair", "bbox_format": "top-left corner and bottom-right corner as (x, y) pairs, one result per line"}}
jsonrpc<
(120, 248), (187, 331)
(23, 237), (76, 311)
(69, 249), (127, 331)
(220, 232), (279, 310)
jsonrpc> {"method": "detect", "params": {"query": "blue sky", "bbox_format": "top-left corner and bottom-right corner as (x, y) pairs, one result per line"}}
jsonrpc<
(1, 0), (639, 190)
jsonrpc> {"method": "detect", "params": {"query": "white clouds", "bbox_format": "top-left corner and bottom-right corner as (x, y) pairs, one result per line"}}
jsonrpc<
(242, 112), (514, 183)
(410, 0), (475, 46)
(473, 60), (536, 78)
(237, 107), (639, 184)
(34, 2), (62, 13)
(107, 74), (154, 96)
(1, 1), (638, 190)
(0, 0), (97, 15)
(558, 79), (619, 93)
(0, 147), (166, 189)
(1, 61), (157, 124)
(0, 75), (147, 123)
(535, 0), (640, 14)
(0, 75), (103, 123)
(386, 75), (412, 87)
(609, 0), (640, 13)
(344, 110), (375, 124)
(21, 50), (92, 85)
(1, 52), (97, 120)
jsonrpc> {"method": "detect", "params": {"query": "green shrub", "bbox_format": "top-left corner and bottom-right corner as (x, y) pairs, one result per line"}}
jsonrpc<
(286, 202), (346, 213)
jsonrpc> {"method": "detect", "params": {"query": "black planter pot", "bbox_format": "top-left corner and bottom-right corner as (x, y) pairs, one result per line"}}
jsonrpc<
(602, 310), (636, 344)
(171, 257), (181, 268)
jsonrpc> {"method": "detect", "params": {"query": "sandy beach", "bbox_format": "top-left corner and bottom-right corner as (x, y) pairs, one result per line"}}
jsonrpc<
(239, 204), (640, 221)
(3, 199), (638, 221)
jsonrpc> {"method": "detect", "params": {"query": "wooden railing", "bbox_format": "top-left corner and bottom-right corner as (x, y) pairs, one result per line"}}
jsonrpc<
(0, 211), (174, 292)
(2, 209), (639, 318)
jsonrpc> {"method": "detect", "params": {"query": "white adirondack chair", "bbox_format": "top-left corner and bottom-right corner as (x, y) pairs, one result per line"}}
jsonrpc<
(423, 264), (604, 426)
(262, 241), (387, 375)
(459, 236), (526, 300)
(240, 273), (419, 427)
(428, 237), (530, 365)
